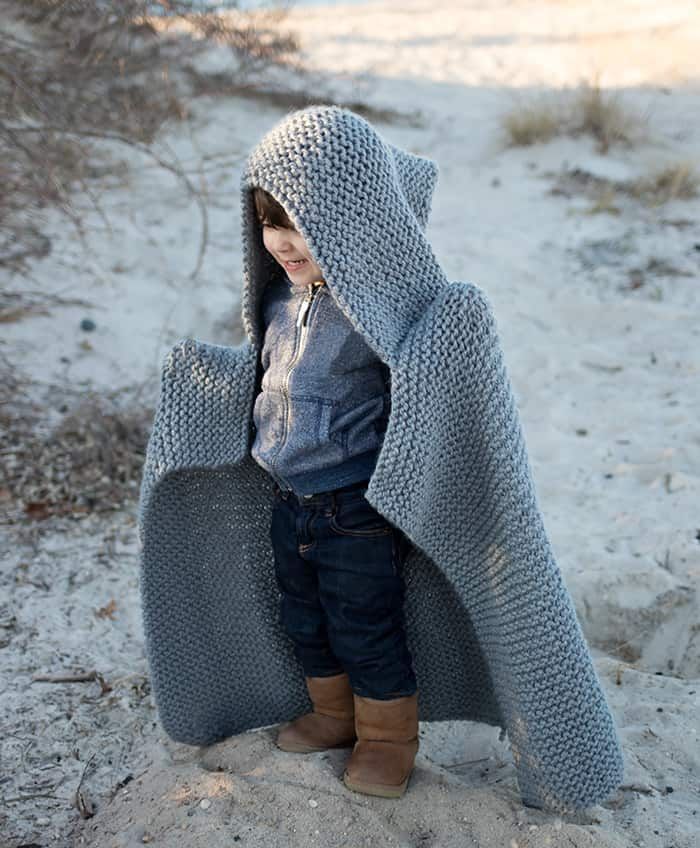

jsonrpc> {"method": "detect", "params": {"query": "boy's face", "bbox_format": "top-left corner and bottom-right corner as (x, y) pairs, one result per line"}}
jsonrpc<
(262, 223), (325, 286)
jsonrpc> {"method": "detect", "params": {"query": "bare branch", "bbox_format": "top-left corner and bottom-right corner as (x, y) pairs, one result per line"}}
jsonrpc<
(0, 0), (298, 273)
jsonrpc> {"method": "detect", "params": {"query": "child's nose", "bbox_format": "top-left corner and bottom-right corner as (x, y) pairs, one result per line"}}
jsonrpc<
(272, 231), (293, 249)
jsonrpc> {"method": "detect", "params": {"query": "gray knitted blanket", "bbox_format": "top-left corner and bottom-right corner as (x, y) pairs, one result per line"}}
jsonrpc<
(137, 104), (624, 812)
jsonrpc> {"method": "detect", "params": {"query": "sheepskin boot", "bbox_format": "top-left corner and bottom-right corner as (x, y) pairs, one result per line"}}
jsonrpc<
(276, 672), (357, 753)
(343, 691), (419, 798)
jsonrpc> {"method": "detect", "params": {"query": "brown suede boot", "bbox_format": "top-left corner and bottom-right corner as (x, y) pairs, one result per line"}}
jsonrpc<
(343, 691), (419, 798)
(276, 672), (357, 753)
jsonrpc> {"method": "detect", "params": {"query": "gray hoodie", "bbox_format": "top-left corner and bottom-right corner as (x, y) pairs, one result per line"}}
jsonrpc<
(251, 270), (390, 495)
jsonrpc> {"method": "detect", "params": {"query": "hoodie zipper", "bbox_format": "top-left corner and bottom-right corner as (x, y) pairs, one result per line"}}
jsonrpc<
(270, 280), (325, 489)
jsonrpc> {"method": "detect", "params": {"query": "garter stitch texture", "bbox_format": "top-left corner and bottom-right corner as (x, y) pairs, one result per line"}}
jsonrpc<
(137, 104), (624, 812)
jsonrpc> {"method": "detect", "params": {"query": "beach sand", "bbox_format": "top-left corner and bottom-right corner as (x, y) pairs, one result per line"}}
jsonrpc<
(1, 2), (698, 846)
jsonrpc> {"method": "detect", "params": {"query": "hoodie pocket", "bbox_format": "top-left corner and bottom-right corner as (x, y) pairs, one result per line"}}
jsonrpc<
(329, 394), (386, 459)
(278, 394), (345, 468)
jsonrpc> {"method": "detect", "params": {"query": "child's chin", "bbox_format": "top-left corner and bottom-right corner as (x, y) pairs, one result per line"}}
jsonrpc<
(287, 269), (313, 281)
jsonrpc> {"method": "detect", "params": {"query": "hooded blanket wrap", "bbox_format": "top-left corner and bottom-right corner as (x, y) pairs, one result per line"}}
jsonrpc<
(138, 105), (624, 812)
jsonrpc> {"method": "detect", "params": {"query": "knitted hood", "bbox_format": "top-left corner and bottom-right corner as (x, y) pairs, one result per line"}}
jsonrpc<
(239, 105), (446, 364)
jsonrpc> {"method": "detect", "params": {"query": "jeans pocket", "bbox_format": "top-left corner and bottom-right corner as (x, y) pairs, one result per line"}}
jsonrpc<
(329, 497), (392, 538)
(391, 527), (410, 574)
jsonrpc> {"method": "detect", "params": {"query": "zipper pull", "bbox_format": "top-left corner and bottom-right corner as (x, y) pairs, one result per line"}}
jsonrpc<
(296, 286), (314, 328)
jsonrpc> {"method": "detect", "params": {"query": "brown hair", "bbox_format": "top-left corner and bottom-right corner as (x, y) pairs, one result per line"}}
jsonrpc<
(252, 187), (295, 230)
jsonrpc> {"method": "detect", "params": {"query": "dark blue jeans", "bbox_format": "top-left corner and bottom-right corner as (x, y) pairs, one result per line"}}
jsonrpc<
(270, 478), (417, 700)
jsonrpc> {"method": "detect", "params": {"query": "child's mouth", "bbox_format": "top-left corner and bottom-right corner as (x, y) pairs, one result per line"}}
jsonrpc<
(284, 258), (307, 271)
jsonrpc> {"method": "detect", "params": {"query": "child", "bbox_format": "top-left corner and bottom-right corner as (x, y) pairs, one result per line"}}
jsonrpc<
(138, 104), (624, 814)
(249, 185), (419, 799)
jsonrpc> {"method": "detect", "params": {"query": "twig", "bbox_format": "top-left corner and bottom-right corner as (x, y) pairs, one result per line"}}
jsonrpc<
(32, 670), (111, 694)
(74, 751), (97, 819)
(442, 756), (493, 770)
(3, 792), (71, 802)
(33, 671), (98, 683)
(619, 782), (655, 795)
(12, 125), (209, 280)
(106, 765), (151, 804)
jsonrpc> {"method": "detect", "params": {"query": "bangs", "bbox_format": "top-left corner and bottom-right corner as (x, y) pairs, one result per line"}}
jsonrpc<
(252, 187), (295, 229)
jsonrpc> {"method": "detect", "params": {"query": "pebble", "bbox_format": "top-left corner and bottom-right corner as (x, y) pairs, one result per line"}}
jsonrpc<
(199, 798), (212, 810)
(80, 318), (96, 332)
(36, 817), (51, 826)
(308, 798), (318, 808)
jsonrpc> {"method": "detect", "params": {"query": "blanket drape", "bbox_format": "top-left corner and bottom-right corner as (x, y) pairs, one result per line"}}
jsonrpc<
(138, 104), (624, 812)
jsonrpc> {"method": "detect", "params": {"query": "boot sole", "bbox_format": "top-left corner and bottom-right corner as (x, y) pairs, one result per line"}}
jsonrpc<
(342, 770), (409, 798)
(276, 737), (357, 753)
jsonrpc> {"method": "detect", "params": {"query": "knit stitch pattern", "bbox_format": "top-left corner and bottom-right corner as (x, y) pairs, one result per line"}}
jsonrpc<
(138, 105), (624, 813)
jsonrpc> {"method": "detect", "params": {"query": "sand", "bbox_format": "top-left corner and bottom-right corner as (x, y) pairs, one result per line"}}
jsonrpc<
(1, 1), (698, 846)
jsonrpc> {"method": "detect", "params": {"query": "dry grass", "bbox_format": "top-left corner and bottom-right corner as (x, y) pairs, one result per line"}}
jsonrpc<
(629, 162), (700, 206)
(548, 160), (699, 214)
(585, 186), (622, 216)
(569, 81), (642, 153)
(501, 80), (645, 153)
(0, 354), (153, 522)
(500, 99), (561, 146)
